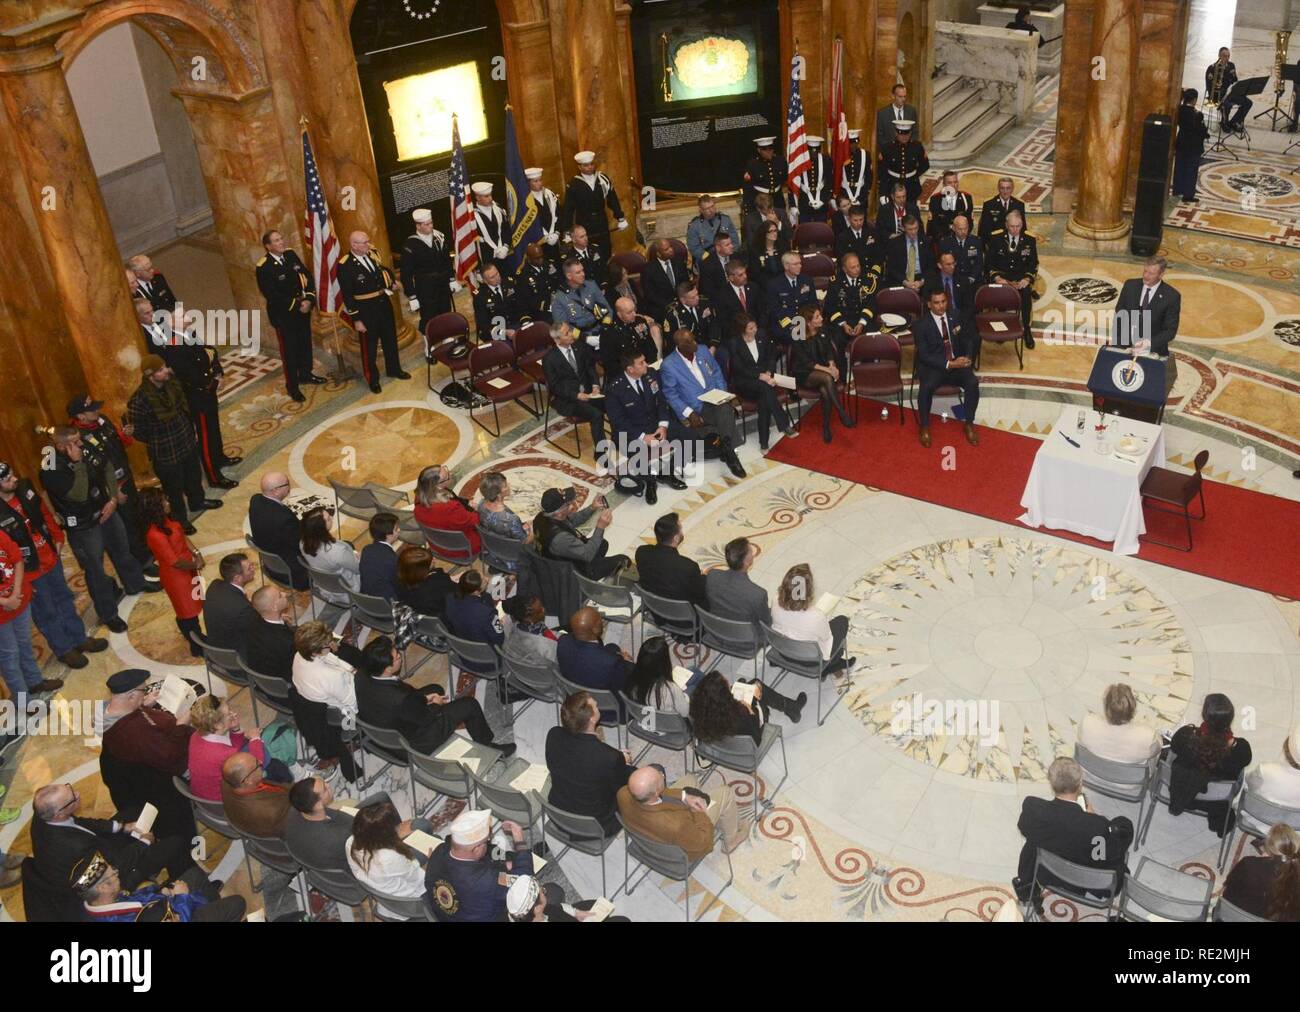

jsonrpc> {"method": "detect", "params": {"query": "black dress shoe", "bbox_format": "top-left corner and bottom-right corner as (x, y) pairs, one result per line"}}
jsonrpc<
(1024, 335), (1036, 349)
(658, 475), (688, 491)
(199, 499), (224, 510)
(79, 637), (108, 653)
(304, 374), (327, 385)
(644, 480), (658, 505)
(105, 618), (128, 634)
(388, 370), (413, 380)
(289, 390), (306, 403)
(181, 522), (197, 535)
(220, 456), (243, 466)
(615, 477), (643, 496)
(211, 478), (239, 490)
(724, 454), (747, 479)
(140, 580), (163, 594)
(142, 562), (159, 578)
(369, 383), (382, 394)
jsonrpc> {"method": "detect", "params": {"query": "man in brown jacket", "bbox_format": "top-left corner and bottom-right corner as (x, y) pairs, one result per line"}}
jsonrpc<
(220, 752), (292, 838)
(616, 766), (745, 859)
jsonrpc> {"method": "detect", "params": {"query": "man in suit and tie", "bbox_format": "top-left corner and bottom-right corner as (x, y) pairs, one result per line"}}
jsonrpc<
(886, 216), (933, 291)
(659, 330), (746, 479)
(875, 183), (922, 243)
(247, 471), (309, 591)
(704, 537), (772, 628)
(546, 690), (636, 836)
(939, 214), (984, 287)
(359, 512), (401, 601)
(640, 239), (691, 325)
(634, 512), (707, 607)
(542, 321), (606, 459)
(914, 286), (980, 449)
(202, 553), (256, 650)
(978, 177), (1027, 244)
(605, 350), (689, 503)
(834, 205), (878, 270)
(713, 260), (762, 344)
(1110, 257), (1181, 395)
(927, 251), (977, 366)
(875, 83), (920, 156)
(765, 252), (819, 346)
(127, 254), (178, 314)
(927, 170), (975, 248)
(697, 233), (740, 305)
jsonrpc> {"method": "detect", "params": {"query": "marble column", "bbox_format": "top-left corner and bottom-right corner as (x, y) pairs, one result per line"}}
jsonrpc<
(1052, 0), (1095, 211)
(874, 0), (901, 167)
(1124, 0), (1186, 206)
(0, 41), (141, 430)
(1067, 0), (1138, 239)
(784, 0), (826, 134)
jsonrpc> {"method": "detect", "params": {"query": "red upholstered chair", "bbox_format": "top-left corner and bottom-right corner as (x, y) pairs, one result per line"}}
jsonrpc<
(722, 350), (790, 446)
(801, 252), (837, 294)
(848, 332), (905, 425)
(1139, 449), (1209, 552)
(793, 222), (834, 254)
(467, 341), (540, 436)
(875, 286), (923, 338)
(974, 283), (1026, 370)
(424, 312), (472, 390)
(512, 321), (553, 387)
(610, 250), (648, 281)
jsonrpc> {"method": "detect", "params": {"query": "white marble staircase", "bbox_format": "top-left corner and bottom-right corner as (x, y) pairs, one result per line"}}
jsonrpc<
(929, 74), (1015, 166)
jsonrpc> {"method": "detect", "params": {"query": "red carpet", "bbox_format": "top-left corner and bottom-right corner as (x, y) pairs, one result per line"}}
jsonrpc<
(764, 403), (1300, 599)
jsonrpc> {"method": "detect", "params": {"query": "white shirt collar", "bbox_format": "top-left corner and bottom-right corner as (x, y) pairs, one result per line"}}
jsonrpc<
(202, 732), (233, 745)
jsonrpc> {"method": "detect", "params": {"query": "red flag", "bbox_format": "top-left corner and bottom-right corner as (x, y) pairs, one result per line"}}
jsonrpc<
(826, 38), (849, 195)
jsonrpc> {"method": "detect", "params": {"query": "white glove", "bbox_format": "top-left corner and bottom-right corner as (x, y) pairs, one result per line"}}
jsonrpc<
(787, 207), (799, 226)
(586, 334), (601, 349)
(494, 245), (509, 259)
(449, 280), (463, 293)
(616, 219), (629, 231)
(545, 232), (559, 246)
(561, 233), (572, 245)
(408, 298), (420, 312)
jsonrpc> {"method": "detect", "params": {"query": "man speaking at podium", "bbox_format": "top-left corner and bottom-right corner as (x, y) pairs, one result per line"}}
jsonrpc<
(1111, 256), (1180, 395)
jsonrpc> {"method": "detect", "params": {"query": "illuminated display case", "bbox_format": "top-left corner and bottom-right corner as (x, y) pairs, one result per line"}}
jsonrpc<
(383, 61), (489, 162)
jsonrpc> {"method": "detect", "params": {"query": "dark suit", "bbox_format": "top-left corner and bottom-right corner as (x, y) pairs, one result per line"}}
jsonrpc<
(545, 726), (636, 834)
(634, 543), (707, 607)
(359, 541), (400, 600)
(202, 579), (254, 651)
(1016, 797), (1132, 896)
(926, 190), (975, 245)
(556, 636), (633, 698)
(834, 227), (879, 271)
(355, 675), (492, 754)
(1110, 278), (1180, 357)
(696, 251), (740, 305)
(133, 273), (178, 314)
(31, 816), (194, 895)
(640, 256), (690, 325)
(885, 233), (934, 286)
(875, 201), (922, 242)
(704, 568), (771, 627)
(727, 334), (789, 445)
(713, 279), (762, 343)
(926, 268), (978, 363)
(242, 613), (297, 678)
(247, 494), (308, 590)
(542, 342), (605, 449)
(913, 310), (979, 425)
(939, 233), (985, 287)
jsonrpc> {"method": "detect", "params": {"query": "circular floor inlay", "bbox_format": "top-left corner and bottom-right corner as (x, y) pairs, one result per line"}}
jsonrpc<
(842, 536), (1193, 783)
(1056, 277), (1118, 304)
(1275, 318), (1300, 348)
(299, 405), (461, 489)
(1225, 172), (1294, 199)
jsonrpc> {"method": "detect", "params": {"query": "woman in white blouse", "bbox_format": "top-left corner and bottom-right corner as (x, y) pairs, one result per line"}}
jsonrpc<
(770, 563), (856, 676)
(299, 506), (359, 606)
(1077, 683), (1161, 764)
(345, 800), (432, 919)
(292, 620), (357, 721)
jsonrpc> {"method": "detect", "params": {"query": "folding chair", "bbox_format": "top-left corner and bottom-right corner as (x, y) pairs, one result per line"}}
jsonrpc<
(617, 814), (734, 921)
(761, 621), (847, 726)
(973, 283), (1025, 369)
(695, 725), (787, 811)
(189, 629), (247, 701)
(402, 733), (477, 818)
(470, 767), (543, 844)
(635, 585), (699, 656)
(424, 312), (473, 391)
(418, 525), (479, 569)
(1139, 450), (1209, 552)
(173, 775), (241, 840)
(468, 341), (540, 436)
(1116, 856), (1212, 922)
(245, 535), (300, 622)
(555, 669), (624, 747)
(847, 331), (905, 425)
(1073, 742), (1157, 811)
(696, 607), (764, 681)
(540, 796), (623, 900)
(619, 691), (694, 768)
(1024, 849), (1123, 921)
(576, 572), (642, 653)
(501, 648), (564, 725)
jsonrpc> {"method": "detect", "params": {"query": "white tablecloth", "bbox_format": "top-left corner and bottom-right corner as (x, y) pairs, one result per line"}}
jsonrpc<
(1018, 407), (1166, 555)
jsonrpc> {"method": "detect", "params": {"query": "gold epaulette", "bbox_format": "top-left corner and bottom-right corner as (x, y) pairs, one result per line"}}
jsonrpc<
(339, 254), (352, 263)
(256, 255), (267, 267)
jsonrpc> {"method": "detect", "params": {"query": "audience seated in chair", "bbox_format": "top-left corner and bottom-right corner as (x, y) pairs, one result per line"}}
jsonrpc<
(1169, 693), (1252, 837)
(616, 764), (746, 859)
(502, 594), (561, 664)
(1220, 824), (1300, 922)
(346, 799), (436, 918)
(506, 873), (629, 921)
(249, 471), (309, 590)
(634, 511), (707, 607)
(102, 668), (194, 779)
(556, 607), (633, 715)
(202, 552), (256, 650)
(286, 776), (365, 871)
(188, 695), (292, 803)
(359, 512), (402, 600)
(71, 850), (245, 922)
(220, 751), (292, 839)
(300, 506), (359, 606)
(394, 544), (455, 618)
(1077, 683), (1161, 764)
(624, 635), (698, 718)
(690, 670), (804, 743)
(424, 809), (536, 922)
(771, 563), (856, 675)
(1248, 725), (1300, 807)
(413, 463), (479, 561)
(442, 570), (504, 664)
(704, 537), (771, 628)
(476, 471), (532, 575)
(292, 620), (358, 723)
(545, 690), (636, 836)
(533, 485), (627, 581)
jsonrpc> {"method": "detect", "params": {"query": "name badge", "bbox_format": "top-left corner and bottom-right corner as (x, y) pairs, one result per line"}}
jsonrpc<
(66, 516), (77, 528)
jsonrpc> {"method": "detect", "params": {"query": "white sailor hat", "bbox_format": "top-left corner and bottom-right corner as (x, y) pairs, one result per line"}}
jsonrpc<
(506, 875), (541, 918)
(411, 208), (432, 223)
(574, 150), (596, 164)
(524, 167), (544, 179)
(847, 129), (862, 140)
(894, 119), (915, 131)
(449, 808), (491, 845)
(754, 136), (776, 147)
(806, 135), (824, 146)
(470, 181), (493, 196)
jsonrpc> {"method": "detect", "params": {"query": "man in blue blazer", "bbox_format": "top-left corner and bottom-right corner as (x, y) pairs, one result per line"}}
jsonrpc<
(659, 330), (746, 478)
(913, 287), (980, 450)
(358, 512), (401, 600)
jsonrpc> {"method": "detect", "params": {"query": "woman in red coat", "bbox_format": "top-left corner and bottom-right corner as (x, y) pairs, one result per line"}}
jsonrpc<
(413, 463), (480, 561)
(139, 487), (205, 657)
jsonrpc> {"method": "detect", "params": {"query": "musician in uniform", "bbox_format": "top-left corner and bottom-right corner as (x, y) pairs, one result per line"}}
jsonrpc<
(793, 135), (833, 222)
(336, 231), (411, 393)
(559, 151), (628, 249)
(255, 229), (323, 403)
(517, 243), (560, 324)
(685, 194), (740, 264)
(927, 170), (975, 247)
(563, 224), (607, 286)
(472, 263), (523, 344)
(400, 208), (462, 336)
(984, 210), (1038, 349)
(525, 167), (563, 261)
(939, 215), (984, 287)
(823, 252), (881, 368)
(470, 181), (511, 277)
(127, 255), (178, 314)
(977, 177), (1027, 244)
(1204, 47), (1238, 111)
(664, 282), (721, 355)
(840, 129), (872, 208)
(549, 257), (613, 357)
(878, 120), (929, 205)
(741, 136), (789, 216)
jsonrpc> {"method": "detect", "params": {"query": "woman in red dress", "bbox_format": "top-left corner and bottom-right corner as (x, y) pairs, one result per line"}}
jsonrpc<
(138, 487), (205, 657)
(413, 463), (480, 562)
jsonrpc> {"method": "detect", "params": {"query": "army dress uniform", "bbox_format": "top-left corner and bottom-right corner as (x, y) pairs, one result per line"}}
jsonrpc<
(665, 298), (721, 352)
(977, 194), (1027, 244)
(471, 278), (524, 342)
(336, 250), (406, 391)
(400, 228), (455, 335)
(823, 268), (881, 354)
(984, 228), (1039, 347)
(255, 248), (318, 399)
(565, 243), (607, 286)
(517, 259), (560, 324)
(878, 137), (930, 204)
(160, 333), (236, 486)
(602, 316), (659, 377)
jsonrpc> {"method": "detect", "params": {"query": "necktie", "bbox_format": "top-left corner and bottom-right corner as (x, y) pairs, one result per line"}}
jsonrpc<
(363, 256), (374, 273)
(1141, 286), (1152, 308)
(790, 277), (798, 292)
(139, 280), (151, 296)
(1002, 199), (1008, 212)
(633, 379), (643, 396)
(944, 274), (954, 304)
(1010, 237), (1017, 252)
(492, 287), (501, 298)
(665, 261), (674, 286)
(940, 315), (954, 360)
(852, 230), (860, 240)
(737, 286), (747, 310)
(907, 240), (918, 279)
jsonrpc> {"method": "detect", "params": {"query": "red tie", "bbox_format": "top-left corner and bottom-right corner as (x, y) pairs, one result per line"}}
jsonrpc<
(940, 315), (954, 361)
(737, 285), (747, 310)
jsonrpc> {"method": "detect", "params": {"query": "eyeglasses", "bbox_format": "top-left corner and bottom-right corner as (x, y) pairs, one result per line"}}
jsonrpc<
(240, 767), (262, 784)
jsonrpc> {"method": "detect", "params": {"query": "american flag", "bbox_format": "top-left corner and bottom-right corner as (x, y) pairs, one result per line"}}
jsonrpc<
(785, 57), (811, 191)
(448, 115), (479, 284)
(301, 127), (342, 316)
(827, 39), (849, 196)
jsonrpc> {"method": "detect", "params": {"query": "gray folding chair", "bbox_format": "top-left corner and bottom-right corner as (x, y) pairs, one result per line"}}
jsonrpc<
(299, 558), (352, 627)
(1213, 896), (1269, 922)
(1116, 856), (1212, 922)
(329, 478), (409, 537)
(240, 831), (305, 903)
(362, 882), (434, 922)
(618, 691), (694, 768)
(617, 813), (734, 921)
(173, 775), (240, 840)
(402, 733), (476, 818)
(761, 622), (845, 726)
(349, 589), (395, 641)
(1025, 849), (1123, 921)
(355, 716), (413, 800)
(1225, 783), (1300, 870)
(540, 796), (622, 900)
(635, 585), (699, 654)
(189, 630), (247, 702)
(555, 669), (624, 747)
(443, 630), (509, 707)
(245, 535), (300, 622)
(1137, 756), (1244, 870)
(576, 573), (642, 653)
(284, 836), (368, 912)
(1073, 742), (1157, 809)
(501, 647), (564, 724)
(696, 607), (764, 681)
(470, 767), (543, 843)
(239, 660), (305, 761)
(479, 527), (526, 574)
(695, 725), (787, 811)
(419, 524), (480, 569)
(403, 613), (450, 679)
(393, 508), (427, 547)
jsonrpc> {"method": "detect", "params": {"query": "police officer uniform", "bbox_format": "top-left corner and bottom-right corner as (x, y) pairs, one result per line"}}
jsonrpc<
(517, 257), (560, 324)
(159, 332), (239, 488)
(984, 227), (1039, 348)
(68, 397), (153, 569)
(471, 276), (523, 342)
(977, 193), (1027, 244)
(525, 168), (563, 261)
(664, 298), (720, 352)
(399, 208), (459, 336)
(685, 210), (740, 264)
(132, 272), (178, 314)
(927, 187), (975, 246)
(840, 130), (872, 206)
(878, 121), (930, 204)
(255, 245), (320, 402)
(742, 137), (789, 215)
(470, 182), (512, 277)
(336, 244), (409, 392)
(550, 280), (613, 354)
(558, 152), (628, 248)
(794, 136), (833, 221)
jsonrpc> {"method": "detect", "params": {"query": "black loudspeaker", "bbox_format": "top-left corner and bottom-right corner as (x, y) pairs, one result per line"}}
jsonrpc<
(1131, 113), (1173, 256)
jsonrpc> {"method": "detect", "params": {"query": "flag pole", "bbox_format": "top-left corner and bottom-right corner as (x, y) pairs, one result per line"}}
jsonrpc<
(300, 115), (354, 383)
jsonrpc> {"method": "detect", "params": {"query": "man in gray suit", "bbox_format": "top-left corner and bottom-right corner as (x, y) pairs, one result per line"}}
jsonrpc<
(875, 83), (919, 156)
(703, 537), (771, 628)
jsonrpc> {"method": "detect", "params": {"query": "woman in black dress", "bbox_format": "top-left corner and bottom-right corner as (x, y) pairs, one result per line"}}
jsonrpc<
(1168, 692), (1253, 837)
(688, 670), (805, 745)
(788, 305), (855, 443)
(1220, 824), (1300, 921)
(394, 544), (454, 618)
(748, 219), (789, 296)
(727, 313), (795, 450)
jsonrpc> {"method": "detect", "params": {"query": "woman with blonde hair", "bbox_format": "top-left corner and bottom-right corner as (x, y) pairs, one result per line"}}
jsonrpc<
(770, 563), (855, 677)
(1077, 683), (1160, 763)
(186, 695), (291, 801)
(476, 471), (531, 574)
(291, 619), (357, 720)
(1221, 824), (1300, 921)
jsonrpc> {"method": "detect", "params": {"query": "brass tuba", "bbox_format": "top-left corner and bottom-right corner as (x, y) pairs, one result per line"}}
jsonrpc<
(1273, 30), (1292, 97)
